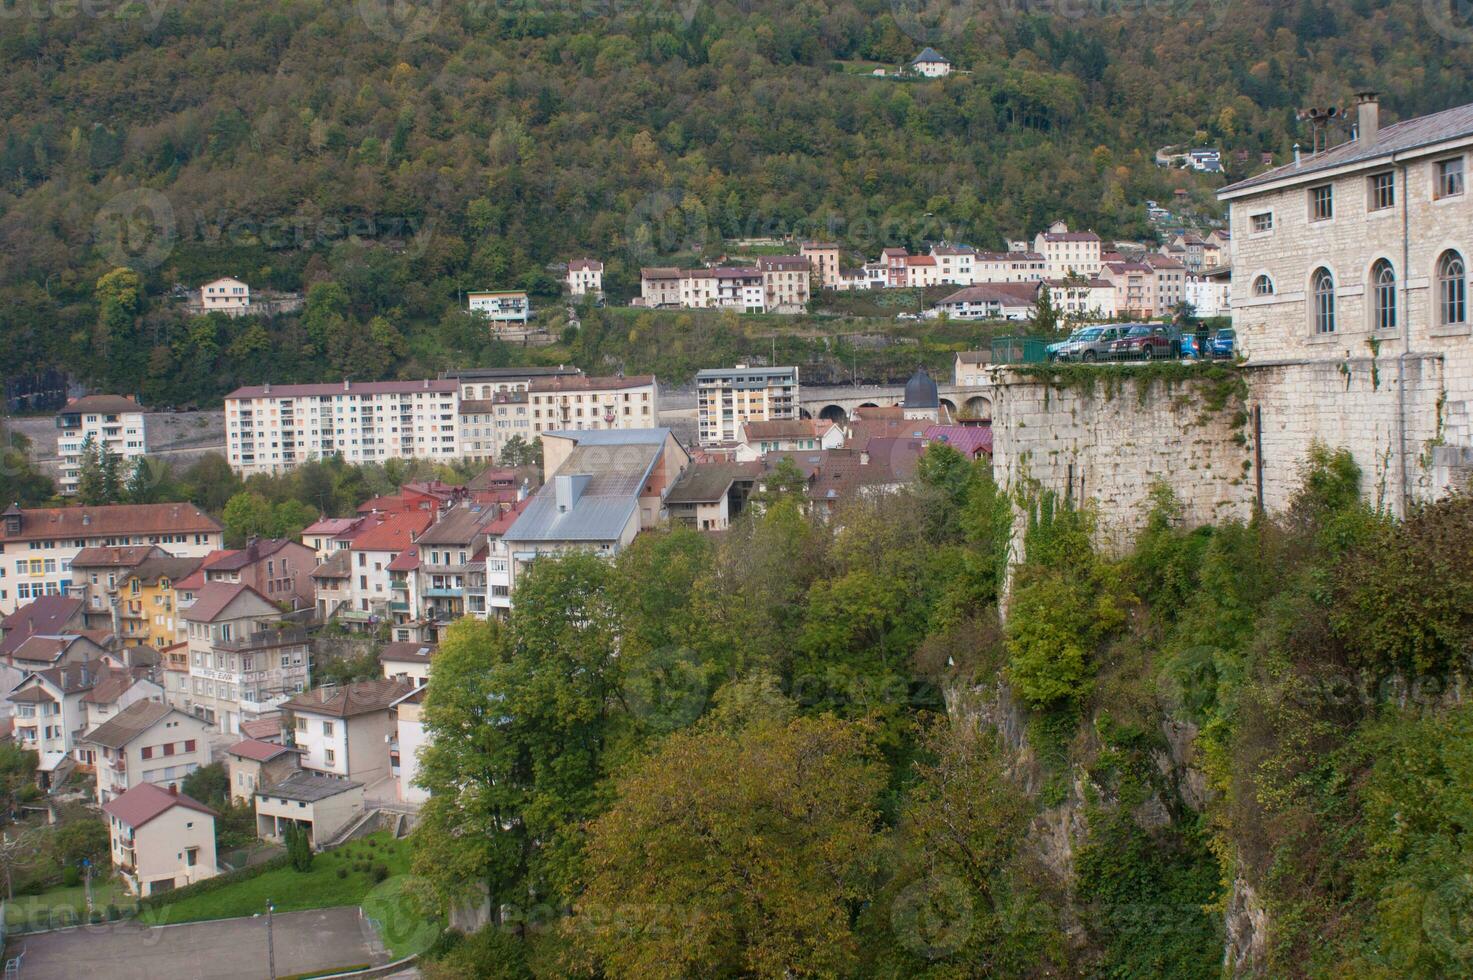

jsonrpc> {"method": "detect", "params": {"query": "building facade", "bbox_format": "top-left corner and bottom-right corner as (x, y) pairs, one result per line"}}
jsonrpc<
(566, 258), (604, 297)
(0, 504), (222, 616)
(224, 379), (461, 476)
(696, 365), (800, 446)
(182, 583), (312, 734)
(55, 396), (148, 496)
(1218, 93), (1473, 513)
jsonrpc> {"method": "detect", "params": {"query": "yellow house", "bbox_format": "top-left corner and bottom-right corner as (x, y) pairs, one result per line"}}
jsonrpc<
(116, 556), (200, 650)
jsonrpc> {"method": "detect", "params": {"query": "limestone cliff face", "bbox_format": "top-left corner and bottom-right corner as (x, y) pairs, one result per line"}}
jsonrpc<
(946, 677), (1268, 975)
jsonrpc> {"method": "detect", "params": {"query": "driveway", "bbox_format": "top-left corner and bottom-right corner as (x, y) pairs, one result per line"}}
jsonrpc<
(9, 905), (389, 980)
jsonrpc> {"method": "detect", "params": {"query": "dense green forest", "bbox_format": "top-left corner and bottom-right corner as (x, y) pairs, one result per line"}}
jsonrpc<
(407, 447), (1473, 978)
(3, 0), (1470, 403)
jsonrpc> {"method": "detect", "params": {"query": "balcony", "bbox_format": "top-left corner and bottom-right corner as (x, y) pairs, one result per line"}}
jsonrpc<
(336, 609), (374, 623)
(388, 601), (410, 613)
(215, 626), (311, 652)
(423, 587), (462, 599)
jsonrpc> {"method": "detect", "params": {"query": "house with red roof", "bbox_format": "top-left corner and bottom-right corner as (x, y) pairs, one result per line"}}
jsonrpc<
(80, 698), (210, 804)
(338, 510), (434, 632)
(225, 737), (301, 803)
(103, 782), (217, 896)
(198, 538), (317, 611)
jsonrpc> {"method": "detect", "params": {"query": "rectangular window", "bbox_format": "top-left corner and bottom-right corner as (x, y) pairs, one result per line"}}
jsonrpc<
(325, 748), (336, 765)
(1436, 157), (1465, 199)
(1309, 184), (1333, 221)
(1368, 172), (1395, 211)
(322, 720), (334, 736)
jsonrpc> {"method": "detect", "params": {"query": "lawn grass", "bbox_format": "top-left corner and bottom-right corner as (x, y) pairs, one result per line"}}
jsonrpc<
(139, 832), (416, 926)
(4, 878), (130, 927)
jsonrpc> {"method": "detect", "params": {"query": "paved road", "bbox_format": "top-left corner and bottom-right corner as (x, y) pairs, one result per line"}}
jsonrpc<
(11, 905), (388, 980)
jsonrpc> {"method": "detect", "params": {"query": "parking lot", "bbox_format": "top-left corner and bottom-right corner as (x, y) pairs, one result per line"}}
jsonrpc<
(8, 905), (389, 980)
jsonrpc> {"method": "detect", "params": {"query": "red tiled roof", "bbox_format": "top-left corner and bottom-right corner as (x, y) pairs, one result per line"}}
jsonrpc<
(0, 504), (220, 543)
(102, 782), (215, 830)
(0, 597), (85, 658)
(240, 716), (283, 741)
(180, 582), (268, 623)
(227, 738), (298, 763)
(59, 395), (144, 415)
(283, 678), (413, 718)
(227, 380), (458, 400)
(924, 424), (994, 458)
(529, 375), (655, 393)
(568, 258), (603, 272)
(349, 511), (433, 553)
(386, 547), (420, 572)
(70, 546), (162, 569)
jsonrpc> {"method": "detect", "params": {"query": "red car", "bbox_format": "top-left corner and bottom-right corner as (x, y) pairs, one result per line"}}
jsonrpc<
(1108, 325), (1176, 360)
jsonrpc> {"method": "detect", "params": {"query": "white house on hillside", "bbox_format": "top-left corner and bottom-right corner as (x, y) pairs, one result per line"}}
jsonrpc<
(201, 277), (251, 315)
(911, 48), (952, 78)
(104, 782), (218, 897)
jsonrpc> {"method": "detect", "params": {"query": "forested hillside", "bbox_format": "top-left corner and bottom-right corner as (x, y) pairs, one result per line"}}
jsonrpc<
(409, 446), (1473, 978)
(3, 0), (1470, 401)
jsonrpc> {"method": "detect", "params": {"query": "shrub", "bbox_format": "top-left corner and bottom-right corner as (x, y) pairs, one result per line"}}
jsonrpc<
(61, 865), (81, 887)
(286, 823), (314, 873)
(372, 864), (389, 883)
(336, 867), (348, 879)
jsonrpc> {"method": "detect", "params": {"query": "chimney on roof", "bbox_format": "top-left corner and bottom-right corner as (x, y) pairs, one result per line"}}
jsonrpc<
(1355, 91), (1380, 145)
(264, 382), (271, 394)
(344, 379), (351, 392)
(168, 783), (178, 796)
(1293, 143), (1302, 167)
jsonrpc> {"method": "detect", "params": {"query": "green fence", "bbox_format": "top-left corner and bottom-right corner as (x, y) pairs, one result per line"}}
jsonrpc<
(990, 335), (1049, 365)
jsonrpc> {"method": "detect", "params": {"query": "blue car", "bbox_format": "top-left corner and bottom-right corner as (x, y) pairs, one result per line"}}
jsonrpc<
(1209, 328), (1236, 358)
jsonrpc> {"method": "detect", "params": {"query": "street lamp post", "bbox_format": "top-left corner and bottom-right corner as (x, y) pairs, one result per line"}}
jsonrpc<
(266, 899), (276, 979)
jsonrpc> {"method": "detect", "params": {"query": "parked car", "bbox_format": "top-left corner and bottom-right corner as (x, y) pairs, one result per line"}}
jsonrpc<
(1056, 324), (1131, 362)
(1209, 328), (1236, 358)
(1046, 328), (1091, 361)
(1108, 324), (1177, 360)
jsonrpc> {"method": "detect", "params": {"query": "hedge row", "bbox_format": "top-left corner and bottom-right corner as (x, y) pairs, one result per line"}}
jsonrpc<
(138, 854), (292, 913)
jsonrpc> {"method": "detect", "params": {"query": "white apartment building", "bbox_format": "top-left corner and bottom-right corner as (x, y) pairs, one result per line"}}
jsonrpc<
(467, 290), (531, 324)
(283, 678), (411, 786)
(0, 503), (222, 616)
(182, 583), (312, 735)
(55, 396), (148, 496)
(200, 277), (250, 315)
(223, 379), (461, 476)
(973, 251), (1049, 283)
(696, 365), (800, 446)
(1218, 92), (1473, 513)
(1185, 266), (1232, 318)
(566, 258), (604, 297)
(930, 246), (976, 285)
(714, 268), (766, 312)
(1044, 278), (1120, 320)
(104, 782), (218, 896)
(1034, 222), (1103, 277)
(82, 700), (212, 805)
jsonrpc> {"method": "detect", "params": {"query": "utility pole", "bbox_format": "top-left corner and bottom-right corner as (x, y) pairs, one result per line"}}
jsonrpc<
(266, 899), (277, 979)
(82, 858), (92, 916)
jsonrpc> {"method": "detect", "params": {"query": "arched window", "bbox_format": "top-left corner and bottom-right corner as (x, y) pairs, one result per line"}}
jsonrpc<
(1438, 250), (1466, 326)
(1371, 259), (1396, 331)
(1252, 275), (1274, 296)
(1312, 268), (1336, 333)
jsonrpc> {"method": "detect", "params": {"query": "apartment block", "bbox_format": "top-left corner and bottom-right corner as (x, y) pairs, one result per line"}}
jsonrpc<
(695, 365), (800, 446)
(181, 583), (312, 735)
(55, 396), (148, 496)
(1033, 221), (1103, 277)
(0, 504), (222, 616)
(223, 379), (461, 476)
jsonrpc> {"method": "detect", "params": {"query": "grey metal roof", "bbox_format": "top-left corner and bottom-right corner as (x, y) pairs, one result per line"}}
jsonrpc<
(542, 428), (670, 445)
(1221, 101), (1473, 196)
(503, 435), (666, 544)
(260, 770), (362, 803)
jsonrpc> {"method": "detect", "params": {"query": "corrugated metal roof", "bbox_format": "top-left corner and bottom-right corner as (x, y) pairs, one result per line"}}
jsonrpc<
(503, 434), (667, 543)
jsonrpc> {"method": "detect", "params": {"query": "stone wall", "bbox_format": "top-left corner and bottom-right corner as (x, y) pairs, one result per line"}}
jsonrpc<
(989, 366), (1256, 557)
(989, 353), (1473, 560)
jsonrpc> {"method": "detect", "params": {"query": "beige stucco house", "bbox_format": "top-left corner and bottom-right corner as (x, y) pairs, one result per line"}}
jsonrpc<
(103, 782), (218, 896)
